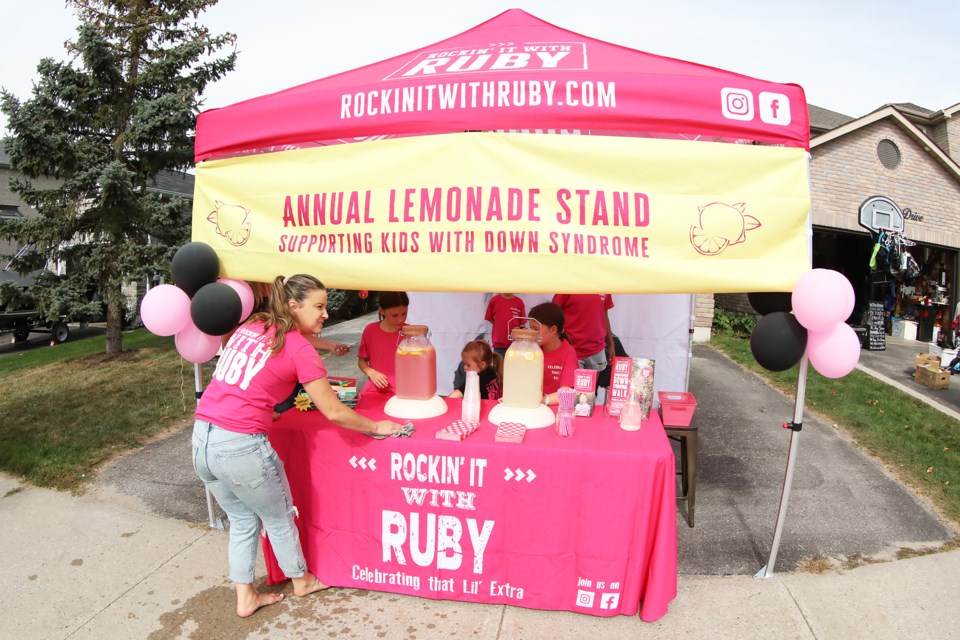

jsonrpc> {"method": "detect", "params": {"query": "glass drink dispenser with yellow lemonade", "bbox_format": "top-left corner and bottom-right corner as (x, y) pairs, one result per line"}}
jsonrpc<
(502, 327), (543, 408)
(487, 323), (555, 429)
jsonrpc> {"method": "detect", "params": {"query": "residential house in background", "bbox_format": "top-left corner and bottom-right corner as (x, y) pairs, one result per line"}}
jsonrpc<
(0, 146), (194, 323)
(708, 101), (960, 345)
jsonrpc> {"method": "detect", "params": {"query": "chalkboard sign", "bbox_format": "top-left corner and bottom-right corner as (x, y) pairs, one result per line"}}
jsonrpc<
(866, 302), (886, 351)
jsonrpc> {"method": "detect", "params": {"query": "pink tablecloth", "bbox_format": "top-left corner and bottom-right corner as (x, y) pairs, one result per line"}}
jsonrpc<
(264, 395), (677, 621)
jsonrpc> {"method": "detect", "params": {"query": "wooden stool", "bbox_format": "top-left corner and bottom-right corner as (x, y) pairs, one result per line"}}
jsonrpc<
(664, 423), (698, 527)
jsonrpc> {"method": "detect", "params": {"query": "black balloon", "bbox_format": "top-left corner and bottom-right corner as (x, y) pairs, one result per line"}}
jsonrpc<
(191, 283), (242, 336)
(750, 311), (807, 372)
(747, 292), (793, 316)
(172, 242), (220, 297)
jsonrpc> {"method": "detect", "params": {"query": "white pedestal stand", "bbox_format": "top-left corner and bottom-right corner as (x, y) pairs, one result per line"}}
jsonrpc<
(384, 395), (449, 420)
(487, 402), (555, 429)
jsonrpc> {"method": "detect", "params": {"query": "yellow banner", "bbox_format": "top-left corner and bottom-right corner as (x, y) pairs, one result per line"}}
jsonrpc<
(192, 132), (810, 294)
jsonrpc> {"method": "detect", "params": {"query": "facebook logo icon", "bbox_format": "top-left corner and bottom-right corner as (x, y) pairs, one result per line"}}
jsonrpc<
(759, 92), (791, 125)
(599, 592), (620, 609)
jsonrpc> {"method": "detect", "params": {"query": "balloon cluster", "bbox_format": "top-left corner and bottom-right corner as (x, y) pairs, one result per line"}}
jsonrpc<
(140, 242), (255, 363)
(749, 269), (860, 379)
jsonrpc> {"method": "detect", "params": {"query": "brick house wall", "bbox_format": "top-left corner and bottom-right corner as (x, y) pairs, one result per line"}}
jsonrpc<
(928, 106), (960, 165)
(713, 293), (753, 315)
(809, 119), (960, 249)
(713, 110), (960, 334)
(692, 293), (715, 342)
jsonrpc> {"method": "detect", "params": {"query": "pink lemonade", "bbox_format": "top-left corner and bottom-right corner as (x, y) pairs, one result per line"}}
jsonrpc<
(395, 346), (437, 400)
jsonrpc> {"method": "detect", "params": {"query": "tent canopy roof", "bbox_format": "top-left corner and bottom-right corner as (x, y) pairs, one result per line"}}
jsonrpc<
(195, 9), (809, 162)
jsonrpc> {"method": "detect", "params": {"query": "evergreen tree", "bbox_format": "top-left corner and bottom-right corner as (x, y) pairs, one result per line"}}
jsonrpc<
(1, 0), (235, 354)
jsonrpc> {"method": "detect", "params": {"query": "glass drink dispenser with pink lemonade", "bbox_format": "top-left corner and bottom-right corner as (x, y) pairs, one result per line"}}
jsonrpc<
(394, 325), (437, 401)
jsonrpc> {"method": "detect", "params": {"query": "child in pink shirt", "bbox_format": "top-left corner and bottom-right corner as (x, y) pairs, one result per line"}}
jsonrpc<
(358, 291), (409, 392)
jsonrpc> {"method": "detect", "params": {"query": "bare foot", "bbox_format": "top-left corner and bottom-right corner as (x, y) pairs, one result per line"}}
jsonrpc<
(292, 572), (330, 597)
(236, 591), (284, 618)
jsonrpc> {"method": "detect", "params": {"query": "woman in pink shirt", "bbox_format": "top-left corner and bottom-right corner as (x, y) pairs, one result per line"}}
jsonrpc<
(193, 275), (402, 618)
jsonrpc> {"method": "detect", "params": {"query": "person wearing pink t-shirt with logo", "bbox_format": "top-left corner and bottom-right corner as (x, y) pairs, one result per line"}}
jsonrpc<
(193, 275), (403, 619)
(357, 291), (409, 393)
(552, 293), (615, 372)
(485, 293), (525, 357)
(529, 302), (578, 407)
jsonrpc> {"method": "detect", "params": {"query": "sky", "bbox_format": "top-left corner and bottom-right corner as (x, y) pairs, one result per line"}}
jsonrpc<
(2, 0), (958, 135)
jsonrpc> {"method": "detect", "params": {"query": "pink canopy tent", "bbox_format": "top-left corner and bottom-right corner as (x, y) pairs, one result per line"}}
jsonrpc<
(190, 8), (816, 595)
(195, 8), (809, 162)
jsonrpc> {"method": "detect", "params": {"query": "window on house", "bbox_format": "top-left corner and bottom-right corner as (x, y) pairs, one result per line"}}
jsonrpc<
(0, 205), (22, 219)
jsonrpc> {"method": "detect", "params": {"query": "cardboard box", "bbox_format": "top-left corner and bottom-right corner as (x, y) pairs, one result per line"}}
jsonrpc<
(573, 368), (597, 417)
(914, 364), (950, 390)
(915, 353), (941, 368)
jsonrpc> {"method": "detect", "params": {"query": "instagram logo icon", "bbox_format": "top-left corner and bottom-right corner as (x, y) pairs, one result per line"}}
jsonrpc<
(721, 88), (754, 121)
(575, 589), (595, 608)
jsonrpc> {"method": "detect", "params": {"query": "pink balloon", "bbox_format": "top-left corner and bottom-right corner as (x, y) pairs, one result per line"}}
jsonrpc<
(792, 269), (855, 333)
(175, 320), (221, 363)
(218, 278), (255, 322)
(141, 284), (191, 336)
(807, 323), (861, 378)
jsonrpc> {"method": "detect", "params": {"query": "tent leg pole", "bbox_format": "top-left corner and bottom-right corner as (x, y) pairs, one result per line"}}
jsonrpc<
(194, 362), (224, 530)
(756, 354), (809, 579)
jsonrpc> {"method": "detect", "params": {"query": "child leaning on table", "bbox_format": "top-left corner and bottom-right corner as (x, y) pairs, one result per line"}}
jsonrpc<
(485, 293), (525, 357)
(447, 339), (504, 400)
(357, 291), (409, 392)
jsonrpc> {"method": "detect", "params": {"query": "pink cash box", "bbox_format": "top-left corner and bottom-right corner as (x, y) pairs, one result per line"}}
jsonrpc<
(657, 391), (697, 427)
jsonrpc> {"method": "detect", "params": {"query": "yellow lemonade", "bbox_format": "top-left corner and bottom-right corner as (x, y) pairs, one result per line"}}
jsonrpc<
(502, 336), (544, 408)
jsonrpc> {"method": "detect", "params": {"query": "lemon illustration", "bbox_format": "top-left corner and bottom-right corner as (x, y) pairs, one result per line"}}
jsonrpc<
(689, 225), (730, 256)
(689, 202), (760, 256)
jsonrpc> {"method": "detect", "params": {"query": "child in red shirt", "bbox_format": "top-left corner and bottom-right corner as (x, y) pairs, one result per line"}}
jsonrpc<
(485, 293), (525, 356)
(552, 293), (615, 371)
(529, 302), (578, 407)
(358, 291), (409, 392)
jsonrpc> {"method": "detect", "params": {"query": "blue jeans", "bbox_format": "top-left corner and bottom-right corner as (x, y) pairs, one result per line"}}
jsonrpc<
(192, 420), (307, 584)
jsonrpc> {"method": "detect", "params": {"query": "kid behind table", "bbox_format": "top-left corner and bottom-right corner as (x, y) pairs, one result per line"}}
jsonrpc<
(528, 302), (578, 407)
(447, 339), (503, 400)
(485, 293), (525, 357)
(357, 291), (409, 393)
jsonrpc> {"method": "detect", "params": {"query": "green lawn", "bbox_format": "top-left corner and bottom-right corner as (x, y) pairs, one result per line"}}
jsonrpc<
(710, 333), (960, 525)
(0, 330), (201, 490)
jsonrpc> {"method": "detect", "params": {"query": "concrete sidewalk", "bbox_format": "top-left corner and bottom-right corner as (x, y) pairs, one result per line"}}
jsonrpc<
(2, 314), (958, 639)
(3, 473), (958, 640)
